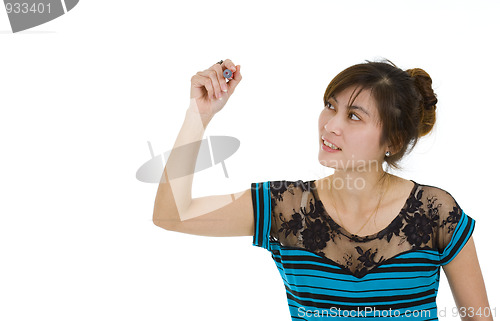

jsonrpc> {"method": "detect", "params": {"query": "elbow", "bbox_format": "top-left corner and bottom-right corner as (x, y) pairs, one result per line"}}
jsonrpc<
(152, 210), (179, 231)
(153, 199), (190, 230)
(153, 212), (168, 229)
(153, 216), (173, 230)
(152, 216), (162, 228)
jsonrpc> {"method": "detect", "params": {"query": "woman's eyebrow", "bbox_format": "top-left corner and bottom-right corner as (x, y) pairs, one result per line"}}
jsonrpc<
(329, 95), (370, 116)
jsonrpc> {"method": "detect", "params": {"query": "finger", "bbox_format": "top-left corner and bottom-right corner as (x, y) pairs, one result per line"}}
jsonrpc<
(194, 72), (216, 100)
(210, 63), (228, 95)
(203, 68), (220, 99)
(226, 65), (242, 94)
(221, 59), (237, 74)
(202, 68), (223, 100)
(203, 75), (217, 101)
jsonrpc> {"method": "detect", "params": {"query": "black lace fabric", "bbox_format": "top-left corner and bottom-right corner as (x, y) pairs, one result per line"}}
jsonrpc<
(267, 180), (466, 278)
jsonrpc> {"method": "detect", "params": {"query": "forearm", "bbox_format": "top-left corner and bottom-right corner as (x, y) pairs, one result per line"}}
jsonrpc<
(153, 99), (213, 226)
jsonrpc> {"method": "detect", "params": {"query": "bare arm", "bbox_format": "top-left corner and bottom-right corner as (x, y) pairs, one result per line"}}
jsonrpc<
(153, 60), (253, 236)
(443, 237), (494, 321)
(152, 106), (213, 224)
(152, 106), (254, 236)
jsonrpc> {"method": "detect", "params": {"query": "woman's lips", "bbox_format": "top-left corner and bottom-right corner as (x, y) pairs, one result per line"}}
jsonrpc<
(321, 140), (341, 152)
(321, 136), (341, 151)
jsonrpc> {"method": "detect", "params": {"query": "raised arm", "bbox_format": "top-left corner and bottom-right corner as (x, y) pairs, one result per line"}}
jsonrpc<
(152, 59), (253, 236)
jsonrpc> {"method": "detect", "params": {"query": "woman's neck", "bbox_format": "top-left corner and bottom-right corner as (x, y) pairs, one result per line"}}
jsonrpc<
(324, 166), (392, 217)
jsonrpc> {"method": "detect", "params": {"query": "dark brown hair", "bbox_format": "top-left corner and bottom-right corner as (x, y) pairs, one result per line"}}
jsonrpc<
(323, 59), (437, 170)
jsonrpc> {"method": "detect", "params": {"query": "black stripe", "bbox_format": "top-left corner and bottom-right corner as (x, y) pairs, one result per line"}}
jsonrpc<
(284, 282), (436, 305)
(281, 255), (350, 274)
(279, 260), (439, 280)
(285, 287), (436, 311)
(278, 247), (441, 278)
(383, 257), (441, 265)
(251, 182), (267, 248)
(279, 269), (439, 286)
(286, 301), (436, 320)
(251, 183), (258, 246)
(253, 183), (265, 247)
(282, 278), (437, 294)
(257, 182), (265, 247)
(371, 265), (437, 274)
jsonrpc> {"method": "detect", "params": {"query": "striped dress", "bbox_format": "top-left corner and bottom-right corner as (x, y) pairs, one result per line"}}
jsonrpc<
(251, 180), (475, 320)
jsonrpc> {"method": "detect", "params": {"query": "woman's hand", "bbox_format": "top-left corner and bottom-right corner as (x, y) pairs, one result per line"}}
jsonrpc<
(188, 59), (242, 118)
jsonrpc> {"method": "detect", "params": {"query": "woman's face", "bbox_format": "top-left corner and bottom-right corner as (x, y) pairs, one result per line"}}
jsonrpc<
(318, 86), (388, 171)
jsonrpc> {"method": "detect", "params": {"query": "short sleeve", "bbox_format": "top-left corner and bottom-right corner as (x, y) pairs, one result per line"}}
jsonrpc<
(251, 180), (310, 251)
(438, 199), (476, 266)
(251, 181), (273, 251)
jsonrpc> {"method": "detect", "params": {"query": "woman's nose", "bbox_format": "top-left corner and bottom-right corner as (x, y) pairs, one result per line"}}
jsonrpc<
(324, 114), (342, 135)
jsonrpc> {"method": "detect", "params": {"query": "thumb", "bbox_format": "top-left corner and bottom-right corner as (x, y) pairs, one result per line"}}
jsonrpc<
(227, 65), (242, 95)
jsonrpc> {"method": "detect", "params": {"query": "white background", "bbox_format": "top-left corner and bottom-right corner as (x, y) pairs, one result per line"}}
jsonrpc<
(1, 0), (498, 320)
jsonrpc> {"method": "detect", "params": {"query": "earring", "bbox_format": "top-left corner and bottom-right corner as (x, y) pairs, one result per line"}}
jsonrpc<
(385, 151), (390, 157)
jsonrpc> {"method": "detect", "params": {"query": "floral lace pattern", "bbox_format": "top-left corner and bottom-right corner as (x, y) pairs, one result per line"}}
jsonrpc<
(267, 179), (464, 278)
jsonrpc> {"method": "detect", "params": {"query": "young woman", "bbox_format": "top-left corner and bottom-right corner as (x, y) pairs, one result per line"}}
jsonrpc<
(153, 59), (493, 320)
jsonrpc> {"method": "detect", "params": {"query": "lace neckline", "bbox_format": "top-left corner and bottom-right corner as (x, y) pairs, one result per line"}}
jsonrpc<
(309, 179), (419, 241)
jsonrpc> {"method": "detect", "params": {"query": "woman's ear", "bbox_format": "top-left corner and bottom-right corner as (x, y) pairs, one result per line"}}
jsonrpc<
(386, 139), (403, 156)
(386, 145), (393, 155)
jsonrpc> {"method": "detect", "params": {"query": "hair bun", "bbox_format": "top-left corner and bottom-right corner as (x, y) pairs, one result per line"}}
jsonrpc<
(406, 68), (437, 137)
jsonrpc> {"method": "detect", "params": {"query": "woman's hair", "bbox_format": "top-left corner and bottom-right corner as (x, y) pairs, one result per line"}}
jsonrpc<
(323, 59), (438, 170)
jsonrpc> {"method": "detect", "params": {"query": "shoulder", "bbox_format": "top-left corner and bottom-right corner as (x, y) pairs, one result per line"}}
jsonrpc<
(414, 181), (461, 209)
(268, 179), (315, 198)
(251, 179), (313, 209)
(411, 182), (464, 226)
(412, 183), (476, 256)
(267, 179), (315, 213)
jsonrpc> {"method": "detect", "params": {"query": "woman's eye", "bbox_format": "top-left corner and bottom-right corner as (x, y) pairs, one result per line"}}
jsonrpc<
(349, 113), (361, 121)
(325, 102), (361, 120)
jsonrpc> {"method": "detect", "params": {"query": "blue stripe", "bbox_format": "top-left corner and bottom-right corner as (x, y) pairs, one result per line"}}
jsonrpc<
(263, 181), (271, 249)
(284, 282), (437, 297)
(251, 182), (272, 250)
(272, 270), (439, 292)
